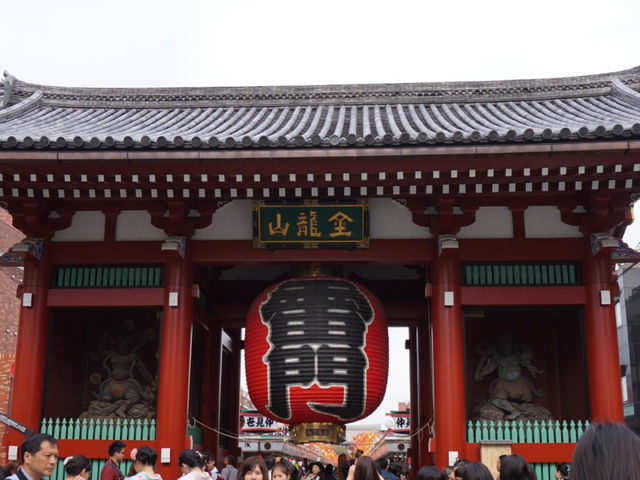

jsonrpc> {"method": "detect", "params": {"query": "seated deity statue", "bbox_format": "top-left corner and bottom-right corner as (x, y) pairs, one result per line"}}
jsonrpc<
(474, 334), (544, 420)
(82, 330), (157, 419)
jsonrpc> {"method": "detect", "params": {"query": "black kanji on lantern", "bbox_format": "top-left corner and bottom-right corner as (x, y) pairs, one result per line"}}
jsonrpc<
(260, 278), (374, 421)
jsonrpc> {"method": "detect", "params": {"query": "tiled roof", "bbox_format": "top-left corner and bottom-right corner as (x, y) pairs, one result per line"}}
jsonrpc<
(1, 66), (640, 150)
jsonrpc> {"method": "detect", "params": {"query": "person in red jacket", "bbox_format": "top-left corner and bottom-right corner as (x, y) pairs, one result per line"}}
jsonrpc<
(101, 441), (126, 480)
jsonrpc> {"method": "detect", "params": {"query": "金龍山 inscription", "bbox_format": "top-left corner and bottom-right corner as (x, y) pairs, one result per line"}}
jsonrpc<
(253, 200), (368, 248)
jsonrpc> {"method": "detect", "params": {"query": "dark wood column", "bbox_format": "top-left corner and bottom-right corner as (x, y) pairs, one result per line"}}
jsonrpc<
(417, 317), (433, 466)
(409, 327), (419, 475)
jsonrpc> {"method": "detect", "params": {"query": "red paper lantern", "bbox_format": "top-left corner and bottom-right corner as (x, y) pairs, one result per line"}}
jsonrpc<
(245, 276), (388, 424)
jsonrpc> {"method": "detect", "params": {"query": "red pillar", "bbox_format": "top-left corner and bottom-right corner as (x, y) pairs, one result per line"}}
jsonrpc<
(155, 250), (194, 479)
(582, 243), (624, 422)
(7, 254), (51, 446)
(431, 238), (466, 468)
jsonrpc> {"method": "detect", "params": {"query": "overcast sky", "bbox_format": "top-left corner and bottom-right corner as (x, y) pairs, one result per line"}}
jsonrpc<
(4, 0), (640, 427)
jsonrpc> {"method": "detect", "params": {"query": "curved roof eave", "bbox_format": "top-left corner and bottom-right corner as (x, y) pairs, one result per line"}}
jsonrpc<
(0, 66), (639, 150)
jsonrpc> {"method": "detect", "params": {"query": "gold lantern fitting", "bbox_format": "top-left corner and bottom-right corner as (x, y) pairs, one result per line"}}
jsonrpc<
(290, 422), (346, 444)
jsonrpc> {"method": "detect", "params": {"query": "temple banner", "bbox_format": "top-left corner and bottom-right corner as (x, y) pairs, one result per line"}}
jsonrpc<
(253, 200), (369, 248)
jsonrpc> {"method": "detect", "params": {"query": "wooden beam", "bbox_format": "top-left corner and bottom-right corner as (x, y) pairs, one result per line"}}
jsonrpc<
(47, 288), (164, 307)
(461, 286), (585, 305)
(211, 300), (428, 328)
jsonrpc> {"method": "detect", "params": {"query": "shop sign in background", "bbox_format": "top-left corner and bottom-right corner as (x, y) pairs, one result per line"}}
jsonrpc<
(253, 200), (369, 248)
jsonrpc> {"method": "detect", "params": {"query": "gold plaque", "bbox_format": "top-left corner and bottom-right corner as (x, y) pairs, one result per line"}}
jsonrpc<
(290, 422), (346, 444)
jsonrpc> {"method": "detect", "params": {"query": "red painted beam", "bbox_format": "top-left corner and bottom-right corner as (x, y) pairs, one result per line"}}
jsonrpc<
(47, 288), (164, 307)
(190, 239), (434, 265)
(458, 239), (584, 262)
(461, 286), (585, 305)
(45, 239), (587, 265)
(54, 440), (157, 459)
(431, 441), (576, 463)
(50, 242), (164, 264)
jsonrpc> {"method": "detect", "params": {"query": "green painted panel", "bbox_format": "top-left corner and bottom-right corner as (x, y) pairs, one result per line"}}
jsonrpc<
(52, 265), (164, 289)
(461, 263), (582, 286)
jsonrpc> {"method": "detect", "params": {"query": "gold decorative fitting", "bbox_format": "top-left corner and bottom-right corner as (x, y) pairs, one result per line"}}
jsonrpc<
(289, 422), (346, 444)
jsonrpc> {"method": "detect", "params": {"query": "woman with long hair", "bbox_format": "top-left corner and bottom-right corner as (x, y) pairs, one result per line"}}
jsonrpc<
(346, 456), (381, 480)
(571, 422), (640, 480)
(238, 456), (269, 480)
(336, 455), (349, 480)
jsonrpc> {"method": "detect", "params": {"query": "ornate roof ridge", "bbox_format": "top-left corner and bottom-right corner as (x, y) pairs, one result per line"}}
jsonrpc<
(6, 65), (640, 109)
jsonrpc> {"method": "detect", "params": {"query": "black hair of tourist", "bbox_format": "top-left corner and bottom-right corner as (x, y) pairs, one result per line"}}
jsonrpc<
(554, 464), (568, 477)
(201, 450), (214, 464)
(226, 455), (237, 467)
(416, 465), (446, 480)
(135, 446), (157, 466)
(454, 464), (466, 480)
(64, 455), (91, 476)
(239, 456), (269, 480)
(377, 459), (388, 470)
(178, 449), (205, 469)
(108, 440), (126, 457)
(21, 434), (57, 462)
(309, 461), (325, 480)
(325, 465), (334, 475)
(354, 456), (378, 480)
(499, 455), (534, 480)
(337, 454), (349, 480)
(272, 462), (291, 477)
(461, 463), (493, 480)
(571, 422), (640, 480)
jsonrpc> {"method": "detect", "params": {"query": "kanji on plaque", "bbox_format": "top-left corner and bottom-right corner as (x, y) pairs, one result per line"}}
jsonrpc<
(253, 200), (369, 248)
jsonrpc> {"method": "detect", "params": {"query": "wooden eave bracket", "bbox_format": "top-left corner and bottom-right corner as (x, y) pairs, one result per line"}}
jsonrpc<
(7, 201), (72, 239)
(398, 196), (478, 234)
(149, 200), (217, 237)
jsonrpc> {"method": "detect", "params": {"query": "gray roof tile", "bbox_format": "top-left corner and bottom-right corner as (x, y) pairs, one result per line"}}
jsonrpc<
(1, 66), (640, 149)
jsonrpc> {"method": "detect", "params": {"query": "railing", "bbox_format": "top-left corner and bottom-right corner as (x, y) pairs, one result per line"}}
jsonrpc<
(41, 418), (156, 480)
(467, 419), (589, 443)
(41, 417), (156, 440)
(468, 420), (588, 480)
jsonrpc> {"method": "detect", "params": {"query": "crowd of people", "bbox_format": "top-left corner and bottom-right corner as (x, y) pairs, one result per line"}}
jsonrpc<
(0, 422), (638, 480)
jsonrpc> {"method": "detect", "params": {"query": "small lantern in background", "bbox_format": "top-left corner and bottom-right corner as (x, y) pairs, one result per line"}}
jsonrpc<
(245, 275), (389, 443)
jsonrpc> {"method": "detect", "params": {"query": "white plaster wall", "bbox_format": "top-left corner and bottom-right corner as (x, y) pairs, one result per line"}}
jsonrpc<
(525, 206), (582, 238)
(52, 211), (105, 242)
(116, 210), (167, 241)
(369, 198), (431, 239)
(193, 200), (253, 240)
(193, 198), (430, 240)
(458, 206), (513, 238)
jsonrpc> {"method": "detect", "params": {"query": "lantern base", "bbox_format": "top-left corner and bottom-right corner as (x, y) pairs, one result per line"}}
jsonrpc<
(290, 422), (346, 444)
